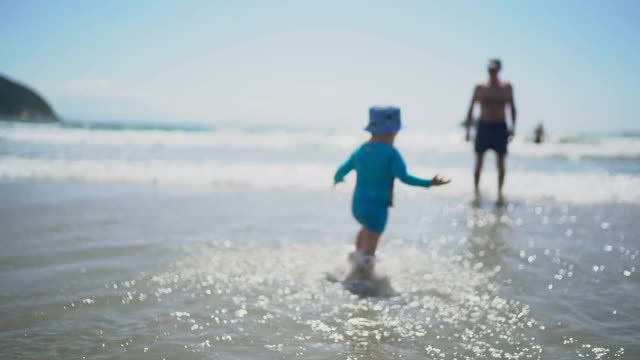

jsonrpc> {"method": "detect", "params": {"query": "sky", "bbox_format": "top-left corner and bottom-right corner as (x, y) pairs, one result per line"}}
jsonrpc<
(1, 0), (639, 133)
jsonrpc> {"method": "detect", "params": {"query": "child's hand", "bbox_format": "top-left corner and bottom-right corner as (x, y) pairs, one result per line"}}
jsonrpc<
(431, 175), (451, 186)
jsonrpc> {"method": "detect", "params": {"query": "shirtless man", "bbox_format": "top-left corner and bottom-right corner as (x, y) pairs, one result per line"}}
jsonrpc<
(465, 59), (516, 203)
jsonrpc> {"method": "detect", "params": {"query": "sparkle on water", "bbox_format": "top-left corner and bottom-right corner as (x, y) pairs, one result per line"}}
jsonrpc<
(79, 240), (544, 359)
(1, 179), (637, 359)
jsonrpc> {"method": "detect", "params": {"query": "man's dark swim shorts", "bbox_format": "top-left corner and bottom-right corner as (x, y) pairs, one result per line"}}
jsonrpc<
(475, 121), (508, 155)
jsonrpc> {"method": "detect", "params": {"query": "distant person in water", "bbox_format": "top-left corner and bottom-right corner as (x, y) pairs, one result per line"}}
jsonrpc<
(334, 106), (450, 275)
(534, 123), (545, 144)
(465, 58), (517, 204)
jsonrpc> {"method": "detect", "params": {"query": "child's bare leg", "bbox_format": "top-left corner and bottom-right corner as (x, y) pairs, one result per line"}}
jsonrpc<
(355, 227), (366, 251)
(360, 227), (382, 256)
(349, 227), (381, 272)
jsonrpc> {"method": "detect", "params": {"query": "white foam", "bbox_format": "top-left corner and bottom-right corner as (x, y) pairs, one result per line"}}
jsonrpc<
(1, 157), (638, 203)
(0, 124), (364, 150)
(509, 136), (640, 161)
(2, 124), (640, 161)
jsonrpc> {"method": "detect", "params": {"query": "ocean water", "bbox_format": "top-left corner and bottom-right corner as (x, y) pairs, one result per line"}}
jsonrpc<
(0, 120), (638, 359)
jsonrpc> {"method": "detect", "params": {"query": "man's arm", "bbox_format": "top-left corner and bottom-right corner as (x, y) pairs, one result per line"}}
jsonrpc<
(507, 84), (516, 137)
(465, 86), (479, 141)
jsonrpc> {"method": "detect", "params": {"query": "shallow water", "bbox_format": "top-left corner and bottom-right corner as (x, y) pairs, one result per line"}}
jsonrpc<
(1, 121), (639, 359)
(1, 181), (637, 359)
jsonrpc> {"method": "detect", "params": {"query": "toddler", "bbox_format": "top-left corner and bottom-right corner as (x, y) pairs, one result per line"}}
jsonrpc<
(334, 106), (450, 273)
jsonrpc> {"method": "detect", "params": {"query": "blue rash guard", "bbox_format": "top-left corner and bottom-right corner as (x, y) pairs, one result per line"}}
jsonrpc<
(334, 142), (432, 233)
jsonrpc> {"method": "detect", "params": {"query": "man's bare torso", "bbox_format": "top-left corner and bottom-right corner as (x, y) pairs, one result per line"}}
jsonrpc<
(476, 81), (512, 123)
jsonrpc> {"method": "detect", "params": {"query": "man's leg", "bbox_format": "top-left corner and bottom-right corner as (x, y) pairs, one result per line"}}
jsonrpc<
(474, 153), (484, 196)
(497, 154), (506, 202)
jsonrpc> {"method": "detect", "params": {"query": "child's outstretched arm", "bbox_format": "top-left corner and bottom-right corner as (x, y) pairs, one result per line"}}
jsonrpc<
(392, 151), (450, 187)
(333, 152), (355, 184)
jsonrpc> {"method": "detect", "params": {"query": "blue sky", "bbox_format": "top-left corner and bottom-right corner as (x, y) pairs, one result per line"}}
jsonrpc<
(1, 0), (639, 133)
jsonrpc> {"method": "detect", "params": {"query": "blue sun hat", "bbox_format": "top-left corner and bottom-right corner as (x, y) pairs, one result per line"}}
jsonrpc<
(365, 106), (402, 134)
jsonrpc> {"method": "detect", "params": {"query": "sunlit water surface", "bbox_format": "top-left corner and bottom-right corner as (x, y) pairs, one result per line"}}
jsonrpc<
(0, 122), (639, 359)
(1, 182), (637, 359)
